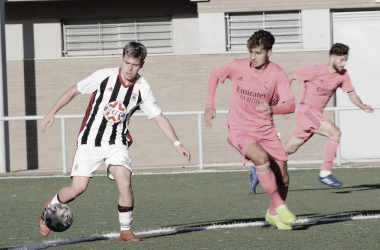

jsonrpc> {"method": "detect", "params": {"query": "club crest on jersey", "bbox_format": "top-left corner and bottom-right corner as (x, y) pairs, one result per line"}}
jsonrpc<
(104, 101), (127, 123)
(263, 82), (269, 90)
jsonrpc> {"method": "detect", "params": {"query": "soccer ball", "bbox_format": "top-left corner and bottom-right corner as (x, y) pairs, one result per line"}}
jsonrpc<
(44, 203), (74, 232)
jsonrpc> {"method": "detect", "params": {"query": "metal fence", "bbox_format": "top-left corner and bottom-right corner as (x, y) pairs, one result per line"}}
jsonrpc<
(0, 105), (379, 173)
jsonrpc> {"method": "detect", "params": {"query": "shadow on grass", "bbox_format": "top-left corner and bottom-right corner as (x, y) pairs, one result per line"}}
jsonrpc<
(142, 217), (271, 239)
(292, 209), (380, 231)
(332, 183), (380, 193)
(4, 235), (108, 250)
(280, 183), (380, 194)
(146, 208), (380, 238)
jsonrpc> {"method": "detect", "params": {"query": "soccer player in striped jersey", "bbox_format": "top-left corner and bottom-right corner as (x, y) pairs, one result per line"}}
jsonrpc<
(204, 30), (297, 230)
(284, 43), (374, 187)
(38, 42), (191, 241)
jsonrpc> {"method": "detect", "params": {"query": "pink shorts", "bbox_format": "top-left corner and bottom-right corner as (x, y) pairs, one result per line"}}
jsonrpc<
(290, 104), (329, 141)
(227, 126), (290, 165)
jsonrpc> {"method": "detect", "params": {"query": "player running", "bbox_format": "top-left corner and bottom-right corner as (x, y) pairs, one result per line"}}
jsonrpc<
(38, 42), (191, 241)
(284, 43), (374, 187)
(204, 30), (297, 230)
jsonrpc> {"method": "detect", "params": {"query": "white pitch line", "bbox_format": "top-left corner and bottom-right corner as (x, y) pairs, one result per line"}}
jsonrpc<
(1, 165), (380, 180)
(9, 213), (380, 250)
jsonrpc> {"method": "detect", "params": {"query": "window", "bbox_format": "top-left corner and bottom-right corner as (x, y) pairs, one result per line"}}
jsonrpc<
(63, 17), (172, 57)
(226, 12), (302, 51)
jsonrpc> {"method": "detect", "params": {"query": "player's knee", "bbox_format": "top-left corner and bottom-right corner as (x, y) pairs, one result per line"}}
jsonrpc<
(254, 155), (270, 166)
(285, 144), (298, 154)
(330, 128), (341, 138)
(70, 184), (87, 197)
(118, 180), (132, 194)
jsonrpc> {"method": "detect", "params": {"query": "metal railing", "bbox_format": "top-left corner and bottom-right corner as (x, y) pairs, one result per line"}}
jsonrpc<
(0, 105), (379, 173)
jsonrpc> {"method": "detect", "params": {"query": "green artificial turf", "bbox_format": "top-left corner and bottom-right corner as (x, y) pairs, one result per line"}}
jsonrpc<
(1, 167), (380, 250)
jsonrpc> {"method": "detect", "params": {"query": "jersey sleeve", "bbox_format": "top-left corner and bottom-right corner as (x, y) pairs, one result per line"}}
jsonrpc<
(340, 71), (355, 93)
(139, 85), (162, 120)
(293, 65), (317, 83)
(213, 59), (235, 83)
(77, 69), (109, 95)
(276, 70), (294, 103)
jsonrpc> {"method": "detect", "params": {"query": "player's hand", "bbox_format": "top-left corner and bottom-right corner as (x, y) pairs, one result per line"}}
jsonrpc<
(257, 100), (273, 115)
(176, 144), (191, 163)
(40, 112), (55, 133)
(204, 107), (216, 128)
(362, 104), (374, 113)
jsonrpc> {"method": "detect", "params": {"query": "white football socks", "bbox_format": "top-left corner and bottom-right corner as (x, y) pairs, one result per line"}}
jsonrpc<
(119, 211), (133, 231)
(50, 194), (60, 206)
(319, 170), (331, 178)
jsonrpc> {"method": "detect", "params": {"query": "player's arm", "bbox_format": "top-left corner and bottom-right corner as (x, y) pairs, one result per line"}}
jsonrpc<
(347, 90), (374, 113)
(204, 69), (219, 128)
(287, 71), (297, 86)
(153, 113), (191, 163)
(257, 99), (296, 115)
(40, 84), (81, 133)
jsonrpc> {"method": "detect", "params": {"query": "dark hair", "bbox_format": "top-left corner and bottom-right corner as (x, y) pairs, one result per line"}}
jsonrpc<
(247, 30), (275, 51)
(123, 41), (147, 62)
(330, 43), (349, 56)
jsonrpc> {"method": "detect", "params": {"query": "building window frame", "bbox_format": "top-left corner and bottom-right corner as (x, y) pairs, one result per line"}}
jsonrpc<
(225, 11), (302, 51)
(62, 17), (173, 57)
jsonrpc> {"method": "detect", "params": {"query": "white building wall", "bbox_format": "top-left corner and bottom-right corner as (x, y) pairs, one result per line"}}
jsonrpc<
(333, 11), (380, 160)
(198, 13), (226, 53)
(172, 14), (200, 53)
(33, 20), (62, 58)
(5, 19), (61, 59)
(5, 22), (23, 60)
(302, 9), (331, 49)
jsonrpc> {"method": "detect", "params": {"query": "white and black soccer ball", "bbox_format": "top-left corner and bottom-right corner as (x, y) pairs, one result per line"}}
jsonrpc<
(44, 203), (74, 232)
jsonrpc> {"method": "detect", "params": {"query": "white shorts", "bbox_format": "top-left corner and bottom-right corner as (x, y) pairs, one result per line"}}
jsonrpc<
(71, 144), (132, 180)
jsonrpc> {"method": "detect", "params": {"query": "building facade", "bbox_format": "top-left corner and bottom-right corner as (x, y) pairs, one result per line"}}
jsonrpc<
(3, 0), (380, 171)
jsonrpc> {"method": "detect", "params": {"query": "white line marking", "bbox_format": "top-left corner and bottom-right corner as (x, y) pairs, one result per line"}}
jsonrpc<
(1, 165), (380, 180)
(9, 213), (380, 250)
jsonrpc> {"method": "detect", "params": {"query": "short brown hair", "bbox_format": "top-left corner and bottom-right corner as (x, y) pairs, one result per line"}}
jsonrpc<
(123, 41), (147, 61)
(330, 43), (349, 56)
(247, 30), (275, 51)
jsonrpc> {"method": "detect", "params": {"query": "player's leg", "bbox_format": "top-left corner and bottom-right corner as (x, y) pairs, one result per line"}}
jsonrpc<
(249, 165), (259, 194)
(39, 176), (90, 237)
(271, 160), (289, 201)
(108, 165), (141, 241)
(105, 144), (141, 242)
(264, 160), (293, 229)
(53, 176), (90, 204)
(284, 136), (306, 155)
(245, 143), (282, 208)
(39, 145), (102, 237)
(312, 120), (342, 187)
(245, 143), (295, 226)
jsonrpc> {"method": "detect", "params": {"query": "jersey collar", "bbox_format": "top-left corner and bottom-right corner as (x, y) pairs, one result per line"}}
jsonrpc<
(118, 68), (140, 88)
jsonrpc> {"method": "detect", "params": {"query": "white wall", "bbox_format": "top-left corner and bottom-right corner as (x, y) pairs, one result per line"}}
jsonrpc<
(333, 11), (380, 159)
(302, 9), (331, 49)
(5, 22), (23, 59)
(172, 14), (199, 53)
(198, 13), (226, 53)
(5, 19), (61, 59)
(34, 20), (62, 58)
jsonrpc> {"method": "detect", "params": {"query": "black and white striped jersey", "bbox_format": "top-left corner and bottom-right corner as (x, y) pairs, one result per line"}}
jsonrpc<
(77, 68), (161, 147)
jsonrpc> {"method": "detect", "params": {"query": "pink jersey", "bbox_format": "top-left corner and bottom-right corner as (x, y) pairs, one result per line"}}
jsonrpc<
(214, 58), (294, 132)
(294, 64), (355, 112)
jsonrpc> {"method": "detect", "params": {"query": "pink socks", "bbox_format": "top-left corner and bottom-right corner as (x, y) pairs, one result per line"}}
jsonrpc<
(256, 162), (285, 215)
(321, 137), (340, 172)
